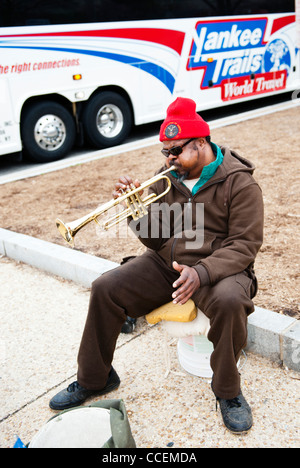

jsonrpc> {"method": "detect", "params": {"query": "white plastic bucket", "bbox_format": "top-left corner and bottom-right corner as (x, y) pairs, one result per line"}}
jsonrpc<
(28, 407), (112, 448)
(177, 335), (214, 378)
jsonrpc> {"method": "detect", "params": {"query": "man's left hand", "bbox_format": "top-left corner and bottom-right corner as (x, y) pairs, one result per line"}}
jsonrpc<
(172, 261), (200, 305)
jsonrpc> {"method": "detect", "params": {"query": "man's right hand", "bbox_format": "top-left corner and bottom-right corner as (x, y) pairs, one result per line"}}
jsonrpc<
(112, 176), (143, 199)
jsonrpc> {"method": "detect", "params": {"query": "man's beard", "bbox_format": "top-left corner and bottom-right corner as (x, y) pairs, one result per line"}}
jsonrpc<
(177, 171), (190, 183)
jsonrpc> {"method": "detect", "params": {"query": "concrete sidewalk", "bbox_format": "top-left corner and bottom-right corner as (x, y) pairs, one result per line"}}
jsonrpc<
(1, 228), (299, 373)
(0, 229), (299, 448)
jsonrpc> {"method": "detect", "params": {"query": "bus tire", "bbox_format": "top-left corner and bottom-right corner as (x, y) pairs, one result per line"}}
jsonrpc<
(82, 91), (132, 148)
(21, 101), (76, 163)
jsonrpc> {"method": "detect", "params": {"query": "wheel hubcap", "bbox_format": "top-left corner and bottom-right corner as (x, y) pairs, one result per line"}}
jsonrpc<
(96, 104), (123, 138)
(34, 114), (66, 151)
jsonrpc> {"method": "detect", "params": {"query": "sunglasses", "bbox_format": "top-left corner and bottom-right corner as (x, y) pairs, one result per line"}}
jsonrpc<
(161, 138), (195, 157)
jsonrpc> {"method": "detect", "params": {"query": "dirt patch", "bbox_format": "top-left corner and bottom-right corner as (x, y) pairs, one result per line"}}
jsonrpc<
(0, 107), (299, 319)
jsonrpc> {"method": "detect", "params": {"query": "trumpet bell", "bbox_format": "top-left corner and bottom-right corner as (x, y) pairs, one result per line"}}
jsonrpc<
(56, 218), (75, 247)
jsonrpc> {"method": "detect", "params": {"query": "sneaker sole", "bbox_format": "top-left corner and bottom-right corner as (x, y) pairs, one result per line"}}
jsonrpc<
(49, 378), (120, 411)
(225, 425), (252, 435)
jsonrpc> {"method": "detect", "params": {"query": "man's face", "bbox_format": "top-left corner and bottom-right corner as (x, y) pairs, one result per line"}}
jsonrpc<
(162, 138), (205, 180)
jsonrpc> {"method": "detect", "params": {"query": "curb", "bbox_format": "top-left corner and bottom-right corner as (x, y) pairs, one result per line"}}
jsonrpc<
(0, 227), (299, 373)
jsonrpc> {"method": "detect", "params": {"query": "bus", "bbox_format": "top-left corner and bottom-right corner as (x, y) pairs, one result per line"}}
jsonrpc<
(0, 0), (299, 163)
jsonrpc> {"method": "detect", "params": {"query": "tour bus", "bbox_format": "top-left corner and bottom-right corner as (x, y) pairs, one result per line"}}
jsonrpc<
(0, 0), (299, 163)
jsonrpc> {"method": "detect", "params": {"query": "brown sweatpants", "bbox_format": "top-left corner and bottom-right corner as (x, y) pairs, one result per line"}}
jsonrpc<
(77, 250), (255, 400)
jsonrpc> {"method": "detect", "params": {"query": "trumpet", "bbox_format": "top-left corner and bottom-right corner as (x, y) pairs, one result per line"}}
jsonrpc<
(55, 165), (176, 247)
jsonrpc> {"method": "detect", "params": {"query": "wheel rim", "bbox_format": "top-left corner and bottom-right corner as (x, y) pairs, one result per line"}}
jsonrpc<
(34, 114), (67, 151)
(96, 104), (123, 138)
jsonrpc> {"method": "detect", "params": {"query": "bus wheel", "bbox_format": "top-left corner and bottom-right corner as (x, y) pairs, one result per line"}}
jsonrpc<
(21, 101), (76, 163)
(82, 92), (132, 148)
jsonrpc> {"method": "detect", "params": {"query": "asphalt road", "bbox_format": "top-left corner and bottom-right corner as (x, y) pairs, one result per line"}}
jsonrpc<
(0, 91), (296, 182)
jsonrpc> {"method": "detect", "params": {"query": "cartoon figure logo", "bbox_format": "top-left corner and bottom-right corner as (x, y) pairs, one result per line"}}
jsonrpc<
(263, 39), (291, 75)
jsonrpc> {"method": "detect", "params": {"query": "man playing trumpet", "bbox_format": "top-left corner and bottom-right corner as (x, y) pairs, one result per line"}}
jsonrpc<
(50, 97), (264, 435)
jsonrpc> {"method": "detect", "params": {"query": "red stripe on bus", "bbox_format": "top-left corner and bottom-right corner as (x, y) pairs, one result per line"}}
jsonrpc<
(270, 15), (295, 35)
(0, 28), (185, 55)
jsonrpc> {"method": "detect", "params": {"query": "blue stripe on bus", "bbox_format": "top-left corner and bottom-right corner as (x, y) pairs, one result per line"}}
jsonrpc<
(0, 45), (175, 93)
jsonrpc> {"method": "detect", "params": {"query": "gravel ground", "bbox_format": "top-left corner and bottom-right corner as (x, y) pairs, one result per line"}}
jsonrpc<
(1, 256), (299, 448)
(0, 107), (299, 319)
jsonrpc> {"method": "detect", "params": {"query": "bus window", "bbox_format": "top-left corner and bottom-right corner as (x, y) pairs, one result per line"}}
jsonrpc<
(0, 1), (296, 27)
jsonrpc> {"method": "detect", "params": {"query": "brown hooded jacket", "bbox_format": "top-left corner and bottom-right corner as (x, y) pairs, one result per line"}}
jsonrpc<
(129, 146), (264, 288)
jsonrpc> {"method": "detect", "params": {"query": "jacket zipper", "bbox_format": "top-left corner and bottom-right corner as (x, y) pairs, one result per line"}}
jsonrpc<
(171, 195), (193, 265)
(169, 178), (226, 265)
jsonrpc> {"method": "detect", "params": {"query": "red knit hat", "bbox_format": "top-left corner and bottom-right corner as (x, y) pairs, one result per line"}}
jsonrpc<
(159, 97), (210, 141)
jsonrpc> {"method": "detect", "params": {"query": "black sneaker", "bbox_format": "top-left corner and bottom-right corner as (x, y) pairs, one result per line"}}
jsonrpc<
(49, 367), (120, 411)
(121, 316), (136, 334)
(217, 391), (253, 434)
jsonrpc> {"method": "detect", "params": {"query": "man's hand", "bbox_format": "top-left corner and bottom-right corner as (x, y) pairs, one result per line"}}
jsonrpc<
(112, 176), (142, 199)
(172, 261), (200, 305)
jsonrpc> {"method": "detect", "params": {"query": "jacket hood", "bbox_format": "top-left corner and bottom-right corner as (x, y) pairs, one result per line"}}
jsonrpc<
(218, 146), (255, 177)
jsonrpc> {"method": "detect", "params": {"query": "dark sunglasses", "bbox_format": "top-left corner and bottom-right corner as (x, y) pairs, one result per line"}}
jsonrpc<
(161, 138), (195, 157)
